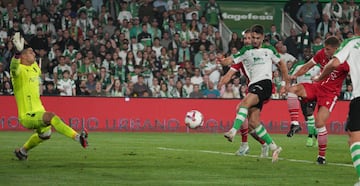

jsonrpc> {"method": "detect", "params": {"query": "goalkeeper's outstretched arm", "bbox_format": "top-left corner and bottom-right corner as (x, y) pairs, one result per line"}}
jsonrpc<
(10, 32), (24, 77)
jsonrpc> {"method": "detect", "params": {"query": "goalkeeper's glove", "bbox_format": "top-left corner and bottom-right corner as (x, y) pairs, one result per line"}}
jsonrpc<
(12, 32), (24, 52)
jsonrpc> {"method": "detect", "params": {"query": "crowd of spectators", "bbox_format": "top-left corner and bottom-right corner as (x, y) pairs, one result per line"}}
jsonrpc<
(0, 0), (356, 100)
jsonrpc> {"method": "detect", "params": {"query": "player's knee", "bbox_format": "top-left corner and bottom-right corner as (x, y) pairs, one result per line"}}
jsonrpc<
(306, 110), (314, 117)
(43, 112), (56, 125)
(38, 130), (52, 140)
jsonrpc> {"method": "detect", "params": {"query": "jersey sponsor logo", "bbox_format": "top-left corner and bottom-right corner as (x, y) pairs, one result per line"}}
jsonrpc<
(353, 41), (360, 49)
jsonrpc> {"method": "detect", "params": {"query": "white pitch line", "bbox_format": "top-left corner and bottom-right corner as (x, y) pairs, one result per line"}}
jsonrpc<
(157, 147), (353, 167)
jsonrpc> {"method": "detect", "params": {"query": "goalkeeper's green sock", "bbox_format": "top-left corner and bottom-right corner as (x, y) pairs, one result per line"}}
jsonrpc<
(51, 116), (79, 141)
(23, 133), (44, 152)
(232, 107), (248, 130)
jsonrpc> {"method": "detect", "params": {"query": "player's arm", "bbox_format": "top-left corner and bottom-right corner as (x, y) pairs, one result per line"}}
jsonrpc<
(10, 56), (21, 77)
(277, 59), (290, 89)
(291, 59), (316, 79)
(10, 32), (25, 77)
(314, 57), (341, 82)
(217, 55), (233, 66)
(217, 69), (236, 90)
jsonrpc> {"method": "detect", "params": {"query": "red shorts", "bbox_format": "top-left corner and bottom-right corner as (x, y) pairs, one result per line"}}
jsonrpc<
(302, 83), (338, 112)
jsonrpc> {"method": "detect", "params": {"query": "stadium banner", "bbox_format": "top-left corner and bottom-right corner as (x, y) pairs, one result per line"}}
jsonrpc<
(0, 96), (349, 134)
(219, 2), (283, 34)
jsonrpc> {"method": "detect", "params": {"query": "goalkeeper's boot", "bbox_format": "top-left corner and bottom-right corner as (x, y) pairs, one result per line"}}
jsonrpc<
(235, 143), (249, 156)
(272, 146), (282, 163)
(79, 128), (89, 148)
(224, 129), (236, 142)
(260, 144), (269, 158)
(286, 122), (302, 137)
(14, 148), (27, 160)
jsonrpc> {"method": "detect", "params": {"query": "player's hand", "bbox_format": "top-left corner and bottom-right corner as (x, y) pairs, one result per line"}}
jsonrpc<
(12, 32), (24, 52)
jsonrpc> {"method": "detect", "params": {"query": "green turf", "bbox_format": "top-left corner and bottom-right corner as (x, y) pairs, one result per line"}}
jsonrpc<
(0, 132), (356, 186)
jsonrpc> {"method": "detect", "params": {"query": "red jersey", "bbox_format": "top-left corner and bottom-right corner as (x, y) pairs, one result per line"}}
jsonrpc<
(312, 48), (349, 95)
(230, 63), (249, 80)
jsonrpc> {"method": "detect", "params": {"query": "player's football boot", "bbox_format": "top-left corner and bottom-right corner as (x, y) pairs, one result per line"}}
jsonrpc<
(260, 144), (269, 158)
(272, 146), (282, 163)
(235, 143), (249, 156)
(79, 128), (89, 148)
(354, 181), (360, 186)
(316, 156), (326, 165)
(286, 123), (302, 137)
(306, 137), (314, 147)
(224, 130), (236, 142)
(14, 148), (28, 160)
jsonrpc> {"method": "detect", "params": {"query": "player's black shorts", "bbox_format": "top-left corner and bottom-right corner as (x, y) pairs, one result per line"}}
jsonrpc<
(301, 101), (316, 119)
(346, 97), (360, 132)
(248, 79), (272, 110)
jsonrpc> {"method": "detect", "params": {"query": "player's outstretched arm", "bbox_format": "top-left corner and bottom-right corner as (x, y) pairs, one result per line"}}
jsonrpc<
(217, 53), (234, 67)
(9, 32), (25, 77)
(291, 59), (316, 79)
(278, 59), (290, 84)
(314, 57), (340, 82)
(217, 69), (236, 90)
(12, 32), (24, 52)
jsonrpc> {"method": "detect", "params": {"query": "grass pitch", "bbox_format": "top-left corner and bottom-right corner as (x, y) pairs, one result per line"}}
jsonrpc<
(0, 132), (356, 186)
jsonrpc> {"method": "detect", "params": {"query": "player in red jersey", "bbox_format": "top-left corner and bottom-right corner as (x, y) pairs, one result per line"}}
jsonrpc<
(286, 36), (349, 164)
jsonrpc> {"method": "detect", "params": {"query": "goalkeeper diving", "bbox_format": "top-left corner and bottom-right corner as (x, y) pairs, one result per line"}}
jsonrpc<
(10, 32), (88, 160)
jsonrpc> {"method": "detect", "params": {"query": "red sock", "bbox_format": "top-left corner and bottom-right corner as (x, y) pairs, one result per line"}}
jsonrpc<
(317, 127), (328, 157)
(250, 131), (266, 145)
(240, 125), (248, 143)
(288, 92), (300, 122)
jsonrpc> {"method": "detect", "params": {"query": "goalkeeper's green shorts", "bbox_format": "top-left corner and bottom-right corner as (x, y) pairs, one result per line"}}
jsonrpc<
(19, 111), (51, 133)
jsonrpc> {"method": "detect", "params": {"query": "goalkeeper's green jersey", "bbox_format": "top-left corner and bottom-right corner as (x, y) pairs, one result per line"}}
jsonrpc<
(10, 57), (45, 117)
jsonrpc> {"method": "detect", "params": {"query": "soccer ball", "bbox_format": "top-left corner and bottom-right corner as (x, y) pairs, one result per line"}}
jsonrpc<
(185, 110), (204, 129)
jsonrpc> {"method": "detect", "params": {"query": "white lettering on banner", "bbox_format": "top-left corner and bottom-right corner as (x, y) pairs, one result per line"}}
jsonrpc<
(222, 12), (273, 21)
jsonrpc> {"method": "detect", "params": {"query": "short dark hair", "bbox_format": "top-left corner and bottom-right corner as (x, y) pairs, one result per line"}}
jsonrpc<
(250, 24), (264, 35)
(324, 36), (340, 48)
(62, 70), (70, 75)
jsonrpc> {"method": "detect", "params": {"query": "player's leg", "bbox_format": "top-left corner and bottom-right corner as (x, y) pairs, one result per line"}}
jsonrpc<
(224, 93), (259, 142)
(15, 112), (52, 160)
(346, 97), (360, 185)
(301, 101), (316, 147)
(248, 119), (269, 158)
(43, 112), (88, 148)
(235, 120), (250, 156)
(286, 84), (306, 137)
(315, 106), (330, 164)
(248, 108), (281, 162)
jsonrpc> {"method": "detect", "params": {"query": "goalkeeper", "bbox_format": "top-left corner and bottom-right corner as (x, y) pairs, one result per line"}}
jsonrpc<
(10, 32), (88, 160)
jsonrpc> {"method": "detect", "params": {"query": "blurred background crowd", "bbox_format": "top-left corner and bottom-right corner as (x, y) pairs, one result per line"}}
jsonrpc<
(0, 0), (356, 100)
